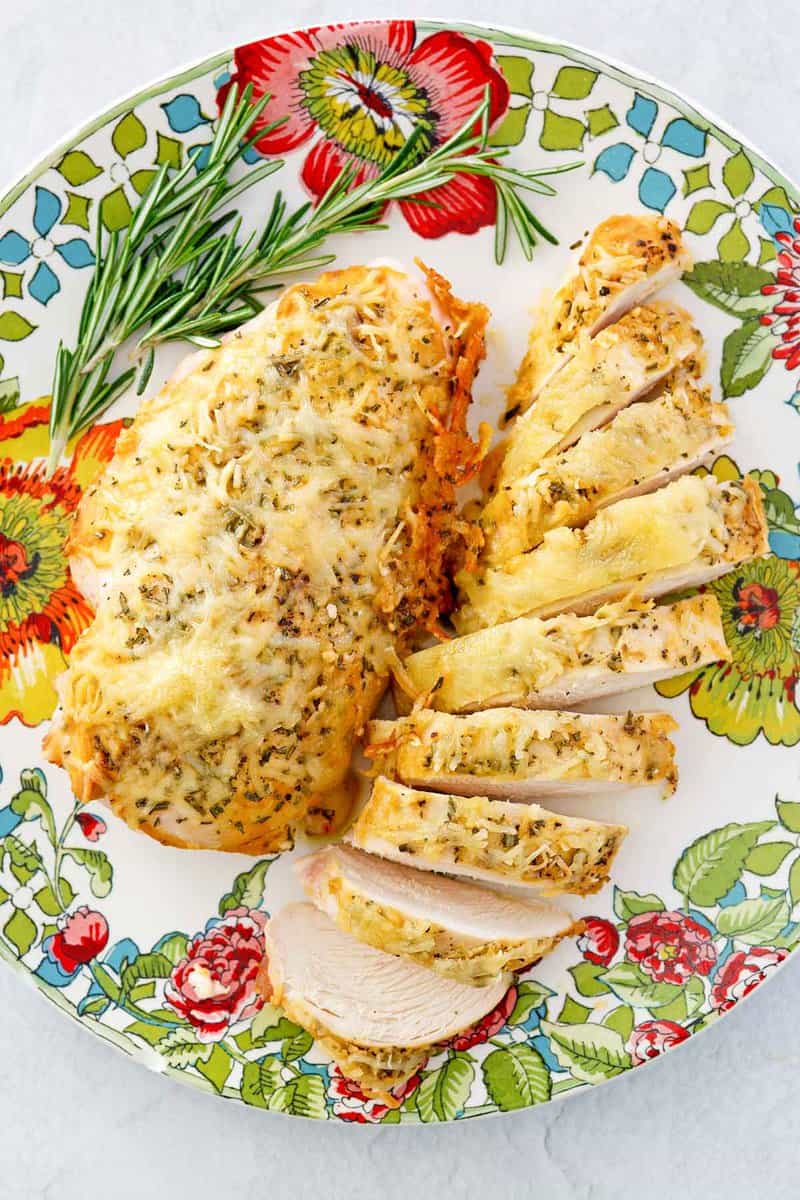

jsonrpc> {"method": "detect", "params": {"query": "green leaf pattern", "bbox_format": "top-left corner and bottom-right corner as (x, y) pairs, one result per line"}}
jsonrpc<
(482, 1044), (551, 1110)
(673, 821), (775, 905)
(416, 1056), (474, 1122)
(541, 1021), (632, 1083)
(156, 1027), (214, 1069)
(599, 962), (683, 1009)
(720, 320), (779, 398)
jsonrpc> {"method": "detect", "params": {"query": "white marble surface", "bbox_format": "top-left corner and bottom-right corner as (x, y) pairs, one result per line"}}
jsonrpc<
(1, 2), (799, 1196)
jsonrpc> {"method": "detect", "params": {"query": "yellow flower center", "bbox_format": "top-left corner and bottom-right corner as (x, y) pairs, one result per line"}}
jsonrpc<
(299, 46), (434, 167)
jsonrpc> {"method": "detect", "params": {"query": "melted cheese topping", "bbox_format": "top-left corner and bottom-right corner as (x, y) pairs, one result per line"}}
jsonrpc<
(456, 476), (766, 632)
(351, 778), (628, 895)
(297, 846), (577, 986)
(401, 595), (729, 713)
(367, 707), (678, 796)
(490, 304), (703, 493)
(46, 266), (487, 852)
(484, 381), (734, 561)
(309, 871), (577, 986)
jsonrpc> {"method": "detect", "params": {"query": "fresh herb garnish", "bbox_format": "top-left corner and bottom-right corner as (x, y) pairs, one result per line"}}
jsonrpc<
(47, 86), (579, 470)
(47, 83), (283, 471)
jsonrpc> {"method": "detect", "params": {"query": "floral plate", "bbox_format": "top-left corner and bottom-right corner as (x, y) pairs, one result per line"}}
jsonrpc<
(0, 20), (798, 1124)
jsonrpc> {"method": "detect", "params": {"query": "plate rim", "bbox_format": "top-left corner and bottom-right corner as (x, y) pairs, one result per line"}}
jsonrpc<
(2, 19), (798, 216)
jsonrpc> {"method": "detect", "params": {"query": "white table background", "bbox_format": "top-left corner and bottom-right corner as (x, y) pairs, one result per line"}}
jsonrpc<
(1, 2), (798, 1196)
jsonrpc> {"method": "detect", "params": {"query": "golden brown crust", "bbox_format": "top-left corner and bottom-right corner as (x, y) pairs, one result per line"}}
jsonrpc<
(736, 475), (770, 561)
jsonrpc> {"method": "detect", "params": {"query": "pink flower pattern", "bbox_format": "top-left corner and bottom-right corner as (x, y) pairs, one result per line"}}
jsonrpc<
(218, 21), (510, 239)
(164, 907), (266, 1041)
(625, 910), (717, 984)
(711, 947), (789, 1013)
(628, 1019), (690, 1065)
(578, 916), (619, 967)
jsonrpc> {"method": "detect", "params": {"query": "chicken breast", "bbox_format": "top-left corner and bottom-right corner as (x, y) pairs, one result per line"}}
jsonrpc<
(483, 381), (734, 562)
(504, 214), (691, 419)
(43, 265), (488, 853)
(296, 844), (581, 986)
(261, 902), (510, 1093)
(350, 777), (628, 895)
(456, 475), (768, 632)
(400, 595), (729, 713)
(366, 707), (678, 800)
(493, 304), (702, 489)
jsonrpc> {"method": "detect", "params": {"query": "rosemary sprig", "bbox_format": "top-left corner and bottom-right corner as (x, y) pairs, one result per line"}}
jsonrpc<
(47, 82), (285, 471)
(47, 89), (579, 470)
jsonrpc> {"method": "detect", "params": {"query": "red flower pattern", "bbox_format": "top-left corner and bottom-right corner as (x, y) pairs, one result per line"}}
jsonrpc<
(328, 1065), (423, 1123)
(762, 217), (800, 370)
(625, 910), (717, 984)
(448, 984), (517, 1050)
(219, 21), (510, 238)
(164, 907), (266, 1041)
(710, 947), (789, 1013)
(627, 1019), (690, 1066)
(48, 907), (109, 973)
(0, 409), (124, 727)
(577, 916), (620, 967)
(731, 578), (782, 636)
(74, 811), (107, 842)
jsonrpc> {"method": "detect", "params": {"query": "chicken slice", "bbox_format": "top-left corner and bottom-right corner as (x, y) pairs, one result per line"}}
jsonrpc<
(493, 304), (703, 491)
(349, 777), (627, 895)
(505, 214), (691, 419)
(366, 707), (678, 800)
(483, 380), (734, 563)
(296, 844), (580, 986)
(456, 476), (767, 632)
(400, 595), (728, 713)
(261, 902), (510, 1093)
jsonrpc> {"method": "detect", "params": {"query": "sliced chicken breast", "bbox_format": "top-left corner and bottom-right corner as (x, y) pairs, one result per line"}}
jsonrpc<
(483, 380), (734, 562)
(366, 707), (678, 800)
(350, 777), (628, 895)
(262, 902), (510, 1092)
(400, 595), (728, 714)
(504, 214), (691, 419)
(494, 303), (702, 487)
(296, 844), (580, 986)
(456, 476), (767, 632)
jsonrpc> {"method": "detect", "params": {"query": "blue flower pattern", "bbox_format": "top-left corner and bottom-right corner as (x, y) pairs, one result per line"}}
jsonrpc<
(0, 187), (94, 306)
(162, 89), (260, 170)
(594, 91), (707, 213)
